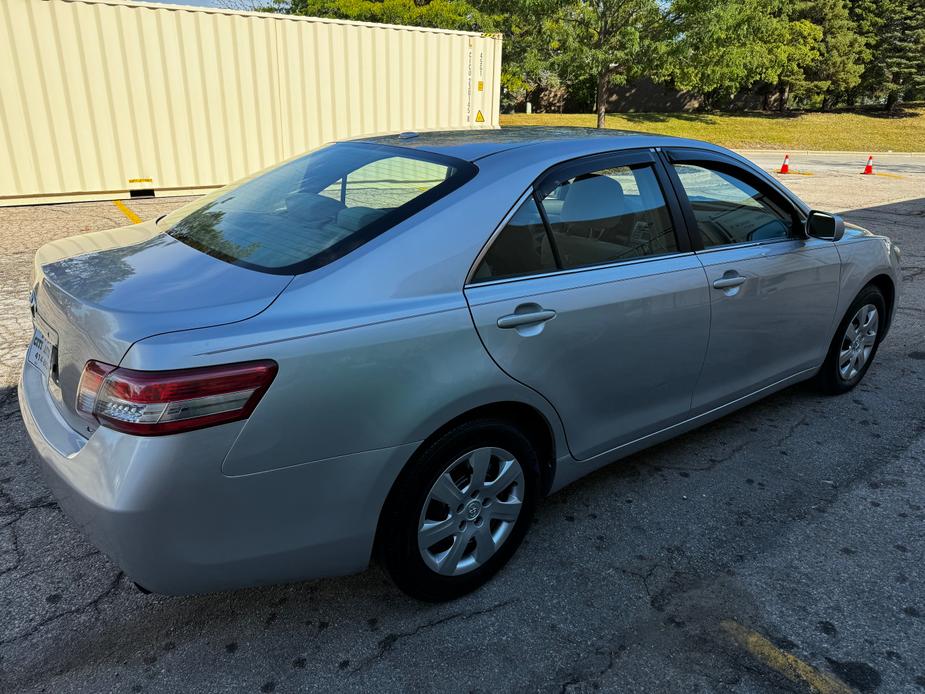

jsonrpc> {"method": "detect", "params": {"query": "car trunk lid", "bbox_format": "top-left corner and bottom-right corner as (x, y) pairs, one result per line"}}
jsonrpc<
(30, 223), (292, 434)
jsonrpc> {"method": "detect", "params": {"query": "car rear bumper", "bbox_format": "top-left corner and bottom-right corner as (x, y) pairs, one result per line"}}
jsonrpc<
(19, 361), (417, 595)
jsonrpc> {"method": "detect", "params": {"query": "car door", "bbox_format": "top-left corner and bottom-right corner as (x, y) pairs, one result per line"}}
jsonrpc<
(465, 150), (711, 461)
(662, 148), (841, 412)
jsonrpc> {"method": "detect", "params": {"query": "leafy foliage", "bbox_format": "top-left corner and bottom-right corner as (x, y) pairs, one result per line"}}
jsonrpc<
(287, 0), (489, 30)
(261, 0), (925, 116)
(853, 0), (925, 108)
(668, 0), (819, 102)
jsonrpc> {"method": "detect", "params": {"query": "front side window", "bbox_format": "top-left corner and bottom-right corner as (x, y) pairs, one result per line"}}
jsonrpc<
(163, 143), (475, 274)
(540, 164), (678, 269)
(671, 164), (795, 247)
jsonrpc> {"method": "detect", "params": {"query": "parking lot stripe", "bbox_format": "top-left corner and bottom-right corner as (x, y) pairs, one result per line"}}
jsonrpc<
(721, 620), (855, 694)
(113, 200), (142, 224)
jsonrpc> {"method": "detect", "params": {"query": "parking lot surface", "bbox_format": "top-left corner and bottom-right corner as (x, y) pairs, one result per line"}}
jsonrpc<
(1, 161), (924, 693)
(740, 150), (925, 176)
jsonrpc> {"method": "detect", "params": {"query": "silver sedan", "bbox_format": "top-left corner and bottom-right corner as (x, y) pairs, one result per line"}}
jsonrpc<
(20, 128), (901, 600)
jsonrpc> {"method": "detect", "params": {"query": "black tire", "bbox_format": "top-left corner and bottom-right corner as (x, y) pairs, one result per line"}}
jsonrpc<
(378, 418), (539, 602)
(814, 285), (886, 395)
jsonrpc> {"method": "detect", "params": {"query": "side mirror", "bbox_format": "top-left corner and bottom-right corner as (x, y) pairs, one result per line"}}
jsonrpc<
(806, 210), (845, 241)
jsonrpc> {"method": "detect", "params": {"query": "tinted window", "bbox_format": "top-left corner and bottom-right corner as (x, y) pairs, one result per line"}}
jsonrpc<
(472, 197), (556, 282)
(163, 143), (475, 274)
(672, 164), (794, 247)
(318, 156), (451, 209)
(540, 165), (677, 269)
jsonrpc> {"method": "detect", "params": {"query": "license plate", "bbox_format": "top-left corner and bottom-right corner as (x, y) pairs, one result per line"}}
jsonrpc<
(27, 327), (55, 379)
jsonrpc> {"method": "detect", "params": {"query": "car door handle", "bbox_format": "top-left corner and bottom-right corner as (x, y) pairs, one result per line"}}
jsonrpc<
(497, 309), (557, 329)
(712, 275), (747, 289)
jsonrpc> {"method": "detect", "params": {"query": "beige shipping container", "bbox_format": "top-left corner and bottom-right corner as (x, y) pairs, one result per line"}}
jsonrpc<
(0, 0), (502, 206)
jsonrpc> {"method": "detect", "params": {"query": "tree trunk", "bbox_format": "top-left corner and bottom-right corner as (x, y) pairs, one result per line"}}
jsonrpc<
(886, 90), (900, 111)
(778, 82), (789, 113)
(596, 70), (609, 128)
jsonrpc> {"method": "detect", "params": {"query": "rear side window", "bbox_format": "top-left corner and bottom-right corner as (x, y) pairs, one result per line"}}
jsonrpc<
(472, 197), (556, 282)
(472, 160), (681, 283)
(671, 164), (795, 247)
(540, 165), (677, 269)
(164, 143), (475, 274)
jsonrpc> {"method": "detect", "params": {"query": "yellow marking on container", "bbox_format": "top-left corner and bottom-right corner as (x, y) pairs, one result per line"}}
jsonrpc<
(475, 110), (485, 123)
(478, 80), (484, 92)
(113, 200), (142, 225)
(721, 621), (855, 694)
(128, 177), (153, 184)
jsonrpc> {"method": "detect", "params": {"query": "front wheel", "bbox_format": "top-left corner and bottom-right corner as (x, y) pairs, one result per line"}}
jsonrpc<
(378, 420), (539, 601)
(815, 285), (886, 394)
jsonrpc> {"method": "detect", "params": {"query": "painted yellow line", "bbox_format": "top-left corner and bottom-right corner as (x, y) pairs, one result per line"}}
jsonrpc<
(113, 199), (142, 225)
(721, 620), (855, 694)
(873, 172), (905, 179)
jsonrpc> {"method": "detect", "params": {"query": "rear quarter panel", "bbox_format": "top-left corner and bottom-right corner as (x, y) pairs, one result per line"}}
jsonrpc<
(123, 296), (567, 478)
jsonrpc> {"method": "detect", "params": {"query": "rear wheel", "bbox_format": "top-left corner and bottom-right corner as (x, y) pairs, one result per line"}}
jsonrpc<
(379, 419), (539, 601)
(815, 285), (886, 394)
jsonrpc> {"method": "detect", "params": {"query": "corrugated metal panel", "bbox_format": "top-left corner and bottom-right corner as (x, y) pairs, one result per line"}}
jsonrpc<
(0, 0), (502, 206)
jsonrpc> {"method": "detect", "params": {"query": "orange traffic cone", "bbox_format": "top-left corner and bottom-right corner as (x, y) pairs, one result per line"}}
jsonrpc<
(862, 155), (874, 175)
(779, 154), (790, 174)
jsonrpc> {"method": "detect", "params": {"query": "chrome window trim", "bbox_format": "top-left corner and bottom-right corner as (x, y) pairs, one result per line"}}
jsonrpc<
(693, 237), (801, 255)
(465, 250), (698, 289)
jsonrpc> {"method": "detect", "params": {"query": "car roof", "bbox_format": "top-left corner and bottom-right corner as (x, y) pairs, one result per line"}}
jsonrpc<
(354, 126), (677, 161)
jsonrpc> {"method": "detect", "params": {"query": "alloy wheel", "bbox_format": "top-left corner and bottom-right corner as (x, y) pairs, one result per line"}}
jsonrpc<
(417, 446), (525, 576)
(839, 303), (878, 381)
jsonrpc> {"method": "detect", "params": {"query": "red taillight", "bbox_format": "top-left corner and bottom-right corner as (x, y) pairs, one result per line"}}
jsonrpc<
(76, 361), (116, 416)
(76, 360), (278, 436)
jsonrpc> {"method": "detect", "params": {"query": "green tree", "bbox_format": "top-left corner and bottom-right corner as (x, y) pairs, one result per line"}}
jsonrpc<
(288, 0), (488, 30)
(544, 0), (668, 127)
(539, 0), (822, 123)
(668, 0), (819, 109)
(472, 0), (562, 111)
(795, 0), (867, 109)
(771, 17), (824, 111)
(854, 0), (925, 109)
(845, 0), (883, 103)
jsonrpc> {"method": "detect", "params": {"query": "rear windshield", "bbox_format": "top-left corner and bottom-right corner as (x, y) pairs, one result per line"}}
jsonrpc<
(163, 143), (476, 274)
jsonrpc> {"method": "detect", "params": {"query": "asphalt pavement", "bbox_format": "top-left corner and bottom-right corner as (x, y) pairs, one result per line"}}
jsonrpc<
(0, 165), (923, 693)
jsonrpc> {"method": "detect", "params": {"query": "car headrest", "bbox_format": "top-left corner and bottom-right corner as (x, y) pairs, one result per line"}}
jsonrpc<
(335, 206), (389, 232)
(560, 175), (625, 223)
(285, 192), (344, 221)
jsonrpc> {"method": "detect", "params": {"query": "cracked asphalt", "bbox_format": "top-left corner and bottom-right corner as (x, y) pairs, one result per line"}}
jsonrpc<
(1, 164), (924, 693)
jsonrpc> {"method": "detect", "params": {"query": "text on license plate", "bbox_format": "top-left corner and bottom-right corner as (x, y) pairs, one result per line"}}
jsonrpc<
(27, 328), (55, 378)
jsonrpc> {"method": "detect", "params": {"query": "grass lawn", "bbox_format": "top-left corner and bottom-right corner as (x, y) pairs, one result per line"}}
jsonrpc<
(500, 106), (925, 152)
